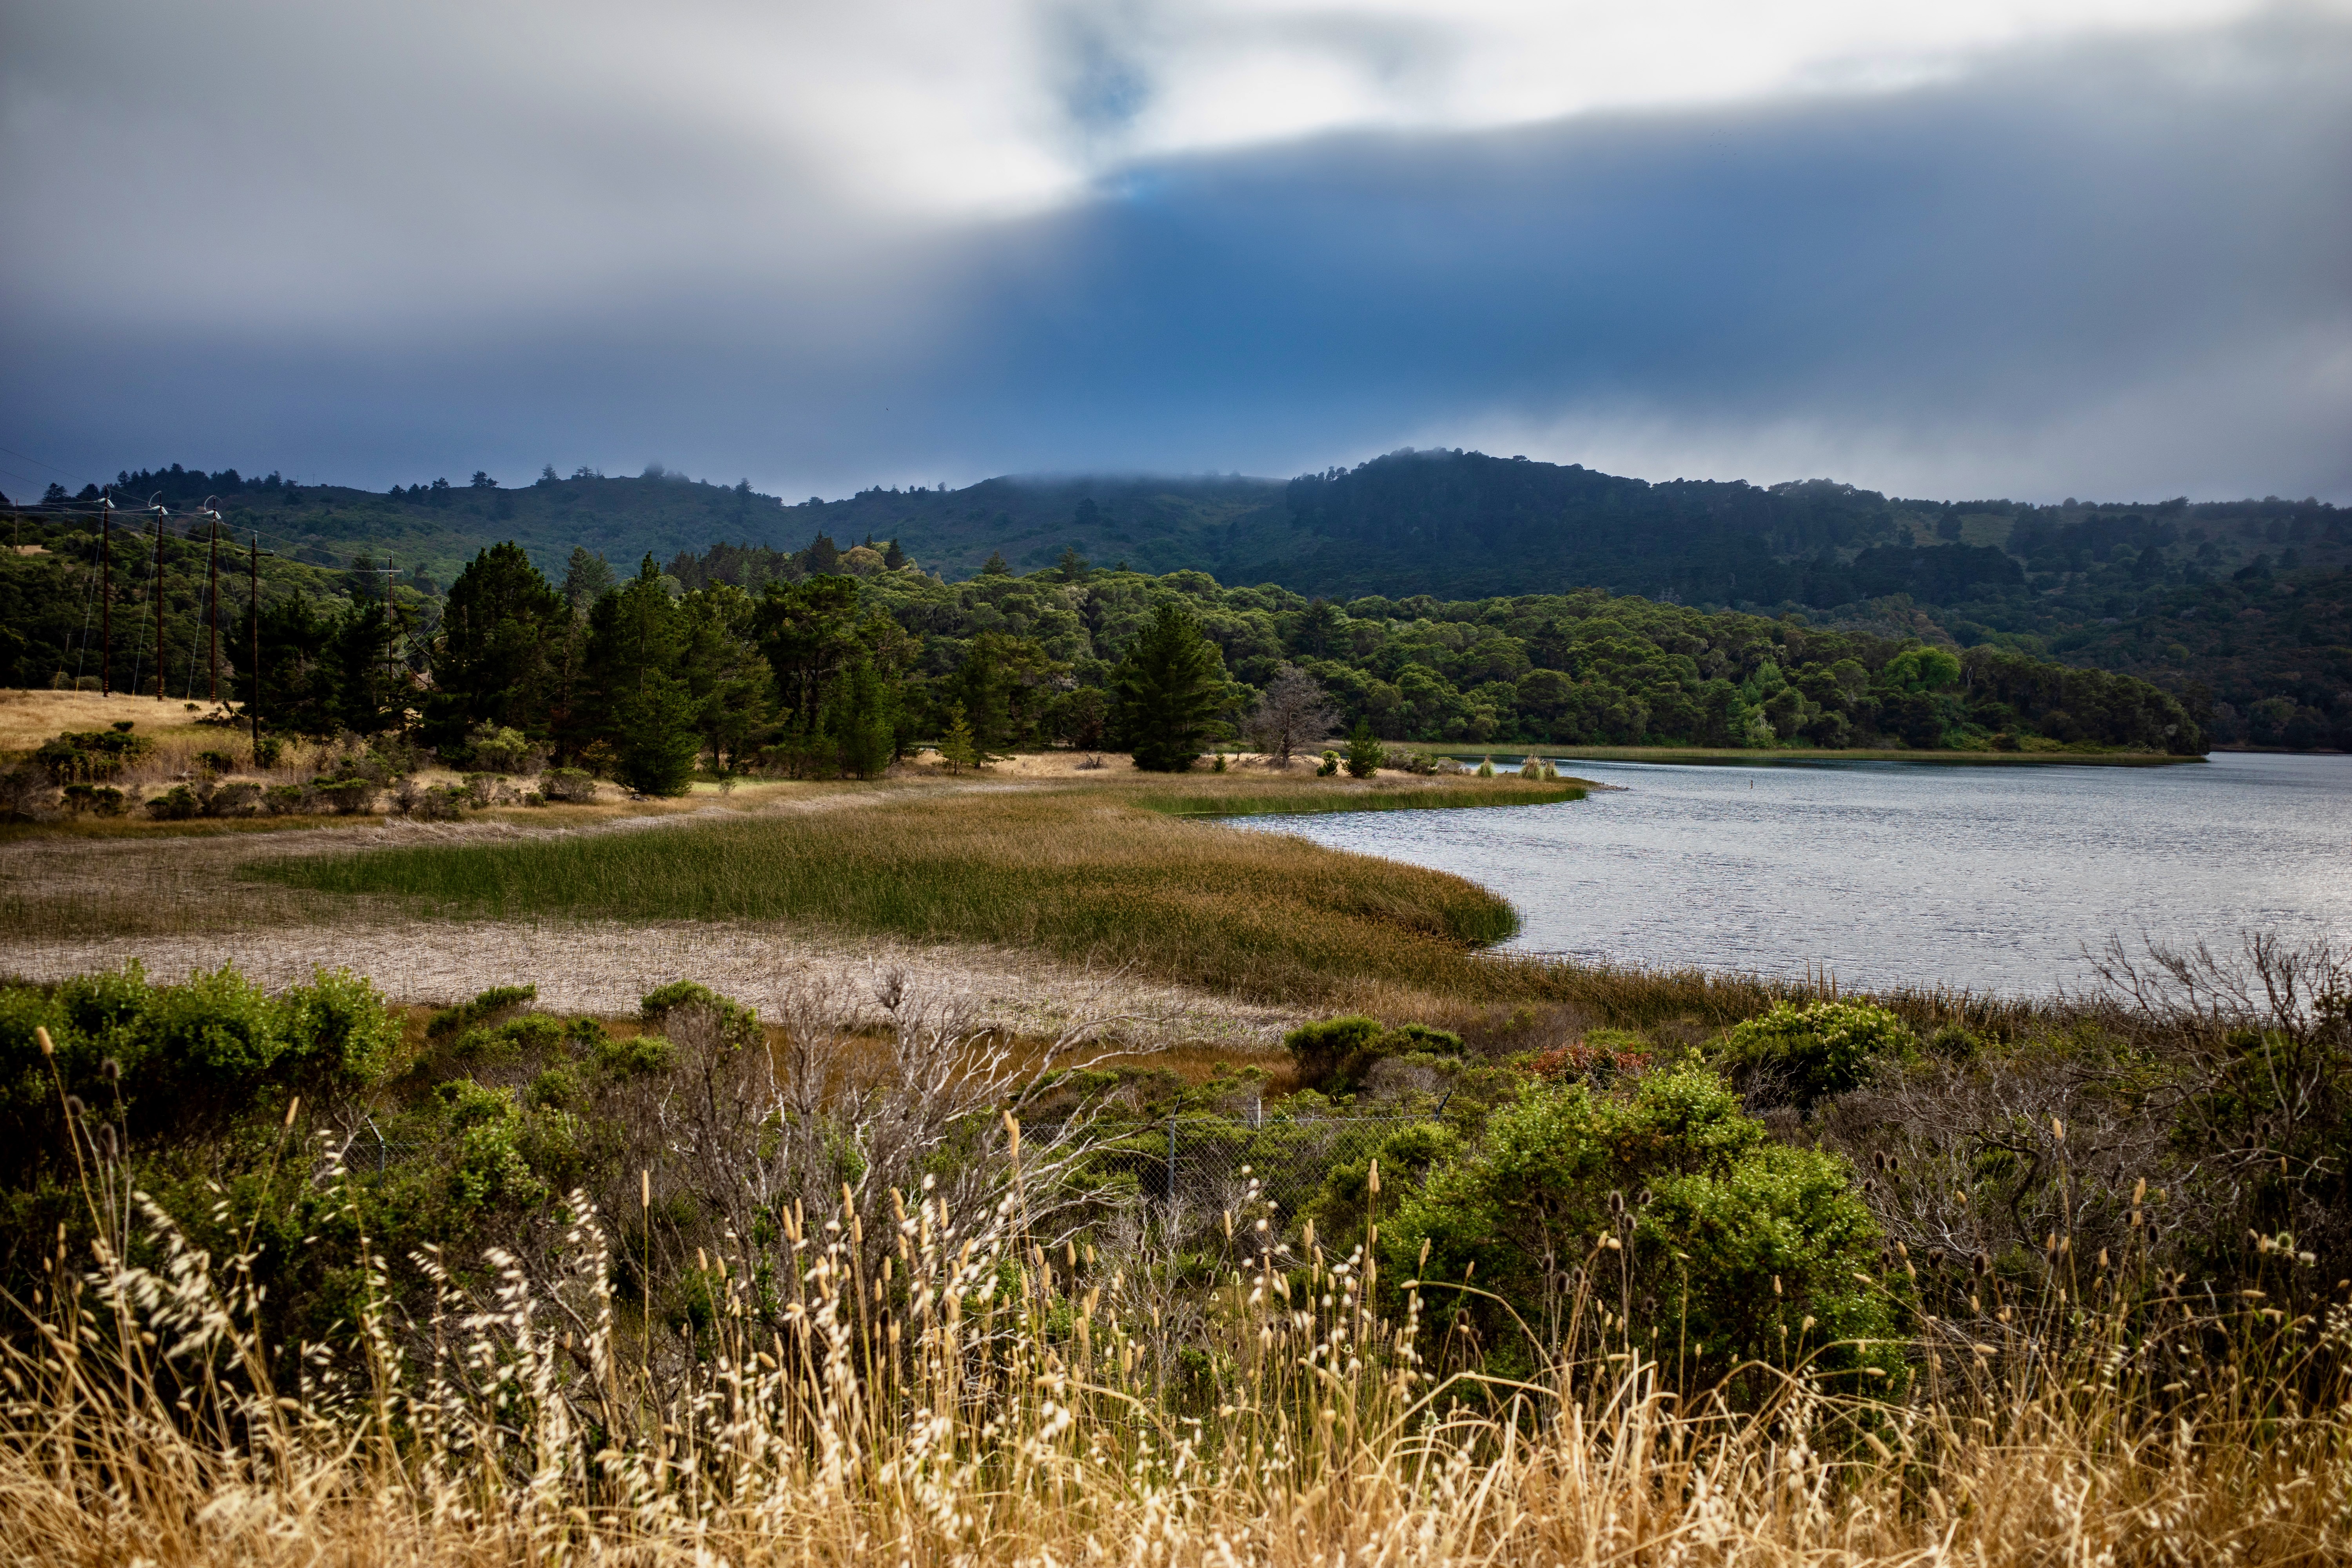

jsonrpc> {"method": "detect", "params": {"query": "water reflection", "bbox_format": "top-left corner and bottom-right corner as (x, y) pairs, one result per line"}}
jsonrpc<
(1227, 753), (2352, 997)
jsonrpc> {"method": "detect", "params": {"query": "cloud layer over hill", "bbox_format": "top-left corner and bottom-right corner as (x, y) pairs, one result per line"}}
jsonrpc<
(2, 2), (2345, 503)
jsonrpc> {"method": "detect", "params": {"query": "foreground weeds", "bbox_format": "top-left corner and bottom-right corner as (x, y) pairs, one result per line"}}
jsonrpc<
(6, 1098), (2348, 1567)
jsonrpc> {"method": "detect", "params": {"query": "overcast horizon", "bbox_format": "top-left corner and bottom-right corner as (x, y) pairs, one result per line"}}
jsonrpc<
(4, 1), (2348, 507)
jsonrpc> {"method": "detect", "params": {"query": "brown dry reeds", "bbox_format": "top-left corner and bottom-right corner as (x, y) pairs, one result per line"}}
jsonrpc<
(257, 787), (1535, 1006)
(7, 1096), (2345, 1568)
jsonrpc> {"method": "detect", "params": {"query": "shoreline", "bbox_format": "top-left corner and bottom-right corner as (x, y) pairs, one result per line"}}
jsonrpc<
(1390, 741), (2203, 768)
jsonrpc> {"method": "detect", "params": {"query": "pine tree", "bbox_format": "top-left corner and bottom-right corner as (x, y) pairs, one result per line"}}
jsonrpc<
(1112, 603), (1227, 772)
(615, 670), (700, 795)
(981, 550), (1010, 576)
(940, 704), (978, 775)
(823, 659), (898, 779)
(1345, 720), (1383, 779)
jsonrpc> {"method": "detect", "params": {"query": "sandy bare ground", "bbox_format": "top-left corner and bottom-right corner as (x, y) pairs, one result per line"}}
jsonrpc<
(0, 916), (1300, 1050)
(0, 783), (1303, 1050)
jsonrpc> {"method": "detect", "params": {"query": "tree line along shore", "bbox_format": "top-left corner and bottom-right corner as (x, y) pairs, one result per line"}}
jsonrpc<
(4, 510), (2204, 816)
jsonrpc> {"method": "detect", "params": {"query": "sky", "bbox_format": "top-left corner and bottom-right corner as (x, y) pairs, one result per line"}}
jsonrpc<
(1, 0), (2347, 504)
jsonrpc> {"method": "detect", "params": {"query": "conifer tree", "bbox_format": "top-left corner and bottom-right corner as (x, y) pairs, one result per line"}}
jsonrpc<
(1112, 602), (1227, 771)
(939, 704), (978, 775)
(1345, 720), (1383, 778)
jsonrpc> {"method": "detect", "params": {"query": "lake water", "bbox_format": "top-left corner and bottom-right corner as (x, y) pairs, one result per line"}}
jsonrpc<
(1228, 753), (2352, 998)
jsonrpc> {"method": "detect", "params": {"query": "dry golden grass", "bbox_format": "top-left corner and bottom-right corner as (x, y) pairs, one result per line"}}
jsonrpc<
(7, 1129), (2343, 1568)
(257, 784), (1554, 1006)
(0, 686), (229, 753)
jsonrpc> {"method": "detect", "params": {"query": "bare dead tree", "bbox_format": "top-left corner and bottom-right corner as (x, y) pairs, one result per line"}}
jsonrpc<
(1241, 664), (1341, 768)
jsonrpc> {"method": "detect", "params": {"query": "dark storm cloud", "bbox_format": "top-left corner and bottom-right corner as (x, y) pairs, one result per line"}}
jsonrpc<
(1, 9), (2345, 502)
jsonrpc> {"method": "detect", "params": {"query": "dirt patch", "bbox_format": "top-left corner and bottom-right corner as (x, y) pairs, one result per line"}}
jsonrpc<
(0, 916), (1302, 1053)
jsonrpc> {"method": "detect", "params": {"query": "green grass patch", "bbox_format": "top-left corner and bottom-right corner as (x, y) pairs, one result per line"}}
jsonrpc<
(247, 788), (1554, 1004)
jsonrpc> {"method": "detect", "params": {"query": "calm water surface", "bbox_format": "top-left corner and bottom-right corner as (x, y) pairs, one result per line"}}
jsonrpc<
(1229, 753), (2352, 997)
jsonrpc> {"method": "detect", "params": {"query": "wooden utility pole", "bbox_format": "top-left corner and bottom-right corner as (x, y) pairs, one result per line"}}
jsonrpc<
(386, 551), (397, 711)
(206, 514), (221, 702)
(99, 492), (113, 696)
(249, 533), (261, 754)
(151, 508), (166, 699)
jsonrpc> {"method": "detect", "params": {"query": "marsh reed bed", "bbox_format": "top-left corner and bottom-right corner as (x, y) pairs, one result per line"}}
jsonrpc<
(253, 786), (1539, 1004)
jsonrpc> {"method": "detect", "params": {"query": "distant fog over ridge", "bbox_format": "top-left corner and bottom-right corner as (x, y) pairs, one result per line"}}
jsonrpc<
(3, 4), (2347, 505)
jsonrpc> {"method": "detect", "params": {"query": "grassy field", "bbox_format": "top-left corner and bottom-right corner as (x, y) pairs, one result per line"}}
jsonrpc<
(246, 767), (2040, 1034)
(254, 777), (1573, 1005)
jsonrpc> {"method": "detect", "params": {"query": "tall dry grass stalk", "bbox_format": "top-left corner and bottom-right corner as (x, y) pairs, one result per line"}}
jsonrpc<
(7, 1077), (2346, 1567)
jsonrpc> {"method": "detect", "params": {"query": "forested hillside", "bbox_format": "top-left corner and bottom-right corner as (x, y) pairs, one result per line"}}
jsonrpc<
(11, 446), (2343, 746)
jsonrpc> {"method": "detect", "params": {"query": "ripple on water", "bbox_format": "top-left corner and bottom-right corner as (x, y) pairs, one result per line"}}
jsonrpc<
(1227, 752), (2352, 997)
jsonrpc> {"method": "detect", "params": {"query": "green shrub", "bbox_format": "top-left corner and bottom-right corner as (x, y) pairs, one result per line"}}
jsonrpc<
(457, 722), (542, 775)
(1285, 1016), (1465, 1094)
(1316, 750), (1339, 777)
(145, 784), (200, 821)
(279, 967), (403, 1089)
(425, 985), (538, 1043)
(312, 778), (379, 815)
(59, 783), (126, 816)
(639, 981), (762, 1049)
(0, 964), (397, 1171)
(597, 1033), (675, 1079)
(1345, 721), (1381, 779)
(1718, 999), (1915, 1111)
(1285, 1016), (1384, 1091)
(1383, 1064), (1900, 1391)
(263, 784), (307, 815)
(203, 781), (262, 817)
(541, 767), (597, 804)
(34, 727), (154, 784)
(438, 1080), (547, 1213)
(1304, 1120), (1461, 1239)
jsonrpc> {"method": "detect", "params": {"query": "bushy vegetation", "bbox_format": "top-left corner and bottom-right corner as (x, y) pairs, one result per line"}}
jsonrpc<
(1717, 997), (1916, 1110)
(4, 933), (2349, 1563)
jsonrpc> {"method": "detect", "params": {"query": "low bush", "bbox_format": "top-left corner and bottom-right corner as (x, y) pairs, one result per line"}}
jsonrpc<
(451, 722), (544, 776)
(144, 784), (199, 820)
(540, 766), (597, 804)
(1385, 1063), (1901, 1390)
(312, 778), (379, 815)
(1285, 1015), (1466, 1094)
(1718, 998), (1915, 1110)
(58, 783), (126, 816)
(34, 726), (154, 784)
(425, 984), (539, 1044)
(0, 962), (398, 1181)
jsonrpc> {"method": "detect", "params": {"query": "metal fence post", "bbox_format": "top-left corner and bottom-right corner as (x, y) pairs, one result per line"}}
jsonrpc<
(1166, 1114), (1177, 1207)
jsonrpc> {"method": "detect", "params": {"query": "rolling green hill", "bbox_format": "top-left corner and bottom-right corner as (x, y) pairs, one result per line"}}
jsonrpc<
(20, 449), (2348, 749)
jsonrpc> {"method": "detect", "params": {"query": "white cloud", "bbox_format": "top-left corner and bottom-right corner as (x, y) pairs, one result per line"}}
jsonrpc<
(3, 0), (2310, 332)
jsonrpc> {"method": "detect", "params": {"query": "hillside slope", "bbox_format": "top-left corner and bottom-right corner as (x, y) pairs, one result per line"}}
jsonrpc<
(28, 450), (2348, 748)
